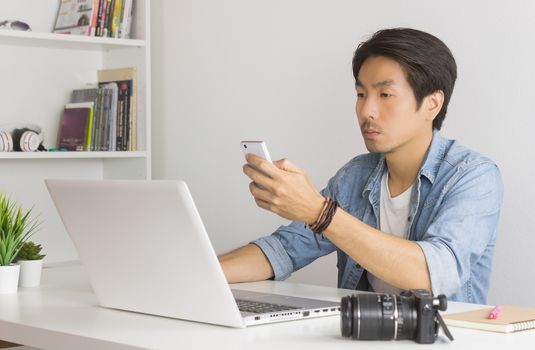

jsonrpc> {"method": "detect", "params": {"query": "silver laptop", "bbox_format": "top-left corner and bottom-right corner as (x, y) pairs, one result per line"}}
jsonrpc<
(45, 179), (340, 327)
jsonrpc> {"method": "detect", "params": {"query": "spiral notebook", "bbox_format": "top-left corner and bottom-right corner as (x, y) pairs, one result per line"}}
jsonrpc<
(444, 305), (535, 333)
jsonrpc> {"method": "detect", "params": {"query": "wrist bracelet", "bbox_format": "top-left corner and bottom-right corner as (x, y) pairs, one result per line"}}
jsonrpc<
(308, 197), (338, 250)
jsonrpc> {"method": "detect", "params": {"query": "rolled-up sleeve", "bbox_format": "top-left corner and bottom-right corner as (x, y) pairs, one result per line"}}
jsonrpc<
(252, 234), (294, 280)
(252, 220), (337, 281)
(416, 161), (503, 298)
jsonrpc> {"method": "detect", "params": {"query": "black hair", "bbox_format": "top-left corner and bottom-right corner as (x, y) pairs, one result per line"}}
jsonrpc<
(352, 28), (457, 130)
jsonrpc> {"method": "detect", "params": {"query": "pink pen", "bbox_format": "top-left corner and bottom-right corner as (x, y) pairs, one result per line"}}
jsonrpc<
(488, 304), (502, 319)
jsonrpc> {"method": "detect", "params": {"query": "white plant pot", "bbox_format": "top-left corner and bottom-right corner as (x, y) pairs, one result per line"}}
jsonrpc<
(0, 264), (20, 294)
(17, 259), (43, 288)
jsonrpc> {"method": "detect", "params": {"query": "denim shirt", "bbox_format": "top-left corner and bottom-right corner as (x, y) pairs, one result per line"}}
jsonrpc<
(252, 131), (503, 304)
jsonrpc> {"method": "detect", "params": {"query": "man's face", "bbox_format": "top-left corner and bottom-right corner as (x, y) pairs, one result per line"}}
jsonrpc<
(355, 56), (433, 154)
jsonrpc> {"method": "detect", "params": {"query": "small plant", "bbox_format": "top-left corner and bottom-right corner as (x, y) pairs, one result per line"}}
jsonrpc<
(16, 241), (45, 261)
(0, 193), (41, 266)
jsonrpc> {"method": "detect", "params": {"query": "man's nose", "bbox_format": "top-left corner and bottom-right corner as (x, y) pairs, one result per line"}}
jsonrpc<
(359, 96), (378, 120)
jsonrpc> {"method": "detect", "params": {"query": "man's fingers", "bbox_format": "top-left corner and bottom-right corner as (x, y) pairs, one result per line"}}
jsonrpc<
(246, 153), (278, 177)
(273, 158), (301, 173)
(243, 163), (276, 190)
(254, 197), (278, 214)
(249, 181), (272, 202)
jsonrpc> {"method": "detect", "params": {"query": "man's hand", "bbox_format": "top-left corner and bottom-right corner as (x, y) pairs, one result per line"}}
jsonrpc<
(243, 153), (324, 224)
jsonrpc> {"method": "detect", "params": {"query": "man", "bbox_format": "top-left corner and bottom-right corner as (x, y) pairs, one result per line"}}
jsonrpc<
(219, 28), (503, 304)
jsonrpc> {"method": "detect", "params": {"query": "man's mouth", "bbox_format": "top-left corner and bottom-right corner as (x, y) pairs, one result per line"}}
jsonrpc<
(362, 128), (381, 139)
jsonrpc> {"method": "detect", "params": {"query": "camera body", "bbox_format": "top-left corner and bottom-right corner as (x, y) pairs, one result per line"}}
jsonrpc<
(409, 289), (440, 344)
(340, 289), (453, 344)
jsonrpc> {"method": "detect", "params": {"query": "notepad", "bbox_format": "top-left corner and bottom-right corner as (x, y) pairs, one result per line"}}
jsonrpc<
(444, 305), (535, 333)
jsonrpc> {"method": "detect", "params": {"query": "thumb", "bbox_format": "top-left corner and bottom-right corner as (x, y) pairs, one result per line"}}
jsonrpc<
(273, 158), (301, 173)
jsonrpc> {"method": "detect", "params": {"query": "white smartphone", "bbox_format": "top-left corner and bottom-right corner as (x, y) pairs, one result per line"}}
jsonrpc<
(240, 141), (272, 162)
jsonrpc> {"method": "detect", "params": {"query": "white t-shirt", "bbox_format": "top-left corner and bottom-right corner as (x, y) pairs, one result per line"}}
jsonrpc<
(367, 172), (413, 294)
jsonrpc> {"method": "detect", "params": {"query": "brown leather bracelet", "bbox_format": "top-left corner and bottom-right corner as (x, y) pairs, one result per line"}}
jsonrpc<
(313, 199), (338, 233)
(308, 197), (338, 250)
(309, 197), (328, 230)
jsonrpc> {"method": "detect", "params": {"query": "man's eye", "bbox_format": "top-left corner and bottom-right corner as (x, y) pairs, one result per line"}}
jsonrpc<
(357, 93), (365, 98)
(380, 93), (393, 98)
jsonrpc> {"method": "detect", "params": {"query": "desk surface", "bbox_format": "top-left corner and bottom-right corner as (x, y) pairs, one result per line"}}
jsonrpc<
(0, 264), (534, 350)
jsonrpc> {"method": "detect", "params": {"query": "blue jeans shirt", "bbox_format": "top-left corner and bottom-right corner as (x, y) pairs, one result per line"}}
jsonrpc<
(252, 131), (503, 304)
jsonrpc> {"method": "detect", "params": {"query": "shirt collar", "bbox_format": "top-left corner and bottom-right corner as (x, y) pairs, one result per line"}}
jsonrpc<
(419, 130), (449, 184)
(362, 130), (449, 198)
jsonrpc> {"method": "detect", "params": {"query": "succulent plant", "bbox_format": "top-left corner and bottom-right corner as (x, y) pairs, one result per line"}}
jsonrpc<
(16, 241), (45, 261)
(0, 193), (41, 266)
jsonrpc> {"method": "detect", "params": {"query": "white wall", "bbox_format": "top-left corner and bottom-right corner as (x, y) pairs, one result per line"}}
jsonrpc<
(151, 0), (535, 306)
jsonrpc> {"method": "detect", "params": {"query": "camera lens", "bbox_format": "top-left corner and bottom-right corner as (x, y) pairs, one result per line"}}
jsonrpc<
(340, 295), (354, 337)
(244, 144), (247, 148)
(340, 293), (418, 340)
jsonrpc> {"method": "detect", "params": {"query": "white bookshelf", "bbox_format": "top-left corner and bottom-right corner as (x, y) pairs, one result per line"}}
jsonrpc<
(0, 30), (146, 50)
(0, 0), (152, 263)
(0, 151), (147, 159)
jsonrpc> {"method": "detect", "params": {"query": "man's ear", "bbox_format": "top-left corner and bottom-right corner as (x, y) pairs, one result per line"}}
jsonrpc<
(425, 90), (445, 122)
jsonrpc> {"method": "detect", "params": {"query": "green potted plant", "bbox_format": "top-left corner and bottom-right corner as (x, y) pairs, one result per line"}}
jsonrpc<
(16, 241), (46, 288)
(0, 193), (41, 294)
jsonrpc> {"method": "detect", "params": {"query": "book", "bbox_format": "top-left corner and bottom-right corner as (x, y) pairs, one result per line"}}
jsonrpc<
(90, 0), (100, 36)
(100, 83), (119, 151)
(111, 0), (124, 38)
(98, 87), (112, 151)
(103, 0), (114, 37)
(58, 102), (94, 151)
(444, 305), (535, 333)
(53, 0), (95, 36)
(119, 0), (133, 39)
(94, 88), (106, 151)
(97, 67), (137, 151)
(116, 81), (130, 151)
(95, 0), (105, 36)
(99, 0), (109, 37)
(71, 88), (99, 150)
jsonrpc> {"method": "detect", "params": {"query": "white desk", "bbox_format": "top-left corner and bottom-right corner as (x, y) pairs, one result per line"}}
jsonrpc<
(0, 264), (533, 350)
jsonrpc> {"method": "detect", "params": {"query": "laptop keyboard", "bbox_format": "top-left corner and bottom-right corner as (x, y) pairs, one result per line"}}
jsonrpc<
(236, 299), (301, 314)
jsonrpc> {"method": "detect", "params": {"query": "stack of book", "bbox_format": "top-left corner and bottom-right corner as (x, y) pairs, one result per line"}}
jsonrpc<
(57, 67), (137, 152)
(53, 0), (134, 38)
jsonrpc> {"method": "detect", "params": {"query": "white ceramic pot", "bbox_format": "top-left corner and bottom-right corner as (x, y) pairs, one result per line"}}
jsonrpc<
(0, 264), (20, 294)
(17, 259), (43, 288)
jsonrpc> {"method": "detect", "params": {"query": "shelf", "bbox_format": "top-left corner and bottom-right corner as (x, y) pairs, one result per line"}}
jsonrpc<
(0, 151), (147, 159)
(0, 30), (145, 50)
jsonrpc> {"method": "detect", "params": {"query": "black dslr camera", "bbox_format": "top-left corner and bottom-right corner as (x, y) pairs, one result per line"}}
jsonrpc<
(340, 289), (454, 344)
